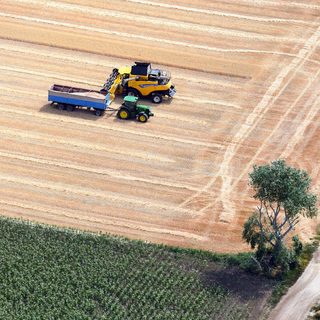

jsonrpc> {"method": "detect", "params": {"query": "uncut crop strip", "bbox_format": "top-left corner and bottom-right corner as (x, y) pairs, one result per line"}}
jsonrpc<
(0, 218), (253, 319)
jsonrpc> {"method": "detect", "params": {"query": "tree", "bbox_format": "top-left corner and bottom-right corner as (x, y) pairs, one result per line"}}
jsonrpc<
(243, 160), (318, 274)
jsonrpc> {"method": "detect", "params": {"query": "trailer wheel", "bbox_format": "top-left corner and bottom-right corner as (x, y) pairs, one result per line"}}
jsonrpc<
(137, 112), (148, 123)
(151, 94), (162, 104)
(117, 108), (130, 120)
(66, 105), (75, 112)
(94, 109), (104, 117)
(58, 104), (65, 111)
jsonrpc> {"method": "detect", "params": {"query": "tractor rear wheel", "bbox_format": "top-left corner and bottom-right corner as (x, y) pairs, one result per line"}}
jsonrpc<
(151, 93), (162, 104)
(117, 108), (130, 120)
(137, 112), (148, 123)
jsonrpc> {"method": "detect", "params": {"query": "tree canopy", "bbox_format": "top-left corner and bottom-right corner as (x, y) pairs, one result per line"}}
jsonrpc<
(243, 160), (318, 273)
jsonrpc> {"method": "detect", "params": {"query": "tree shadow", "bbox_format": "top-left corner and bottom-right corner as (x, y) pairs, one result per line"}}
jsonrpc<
(201, 267), (275, 302)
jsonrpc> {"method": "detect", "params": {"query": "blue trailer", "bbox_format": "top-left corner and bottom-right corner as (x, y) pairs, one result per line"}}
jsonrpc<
(48, 84), (112, 116)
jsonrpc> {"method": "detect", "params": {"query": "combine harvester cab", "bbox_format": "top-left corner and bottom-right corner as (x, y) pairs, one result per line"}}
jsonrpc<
(101, 62), (176, 104)
(48, 84), (111, 116)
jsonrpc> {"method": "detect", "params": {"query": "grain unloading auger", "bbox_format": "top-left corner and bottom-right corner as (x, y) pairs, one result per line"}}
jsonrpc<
(100, 62), (176, 104)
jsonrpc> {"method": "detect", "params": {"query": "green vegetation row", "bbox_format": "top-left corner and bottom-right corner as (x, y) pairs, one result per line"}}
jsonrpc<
(0, 217), (250, 320)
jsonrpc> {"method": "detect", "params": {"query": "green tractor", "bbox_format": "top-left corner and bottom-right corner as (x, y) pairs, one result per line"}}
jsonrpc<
(117, 96), (154, 123)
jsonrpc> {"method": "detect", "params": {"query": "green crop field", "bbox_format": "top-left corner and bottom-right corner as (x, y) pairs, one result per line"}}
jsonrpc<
(0, 217), (273, 320)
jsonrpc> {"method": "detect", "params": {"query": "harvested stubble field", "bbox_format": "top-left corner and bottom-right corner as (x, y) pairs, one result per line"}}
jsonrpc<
(0, 0), (320, 252)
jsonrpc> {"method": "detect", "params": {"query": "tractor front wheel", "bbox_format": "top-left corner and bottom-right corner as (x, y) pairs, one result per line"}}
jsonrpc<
(117, 108), (130, 120)
(137, 112), (148, 123)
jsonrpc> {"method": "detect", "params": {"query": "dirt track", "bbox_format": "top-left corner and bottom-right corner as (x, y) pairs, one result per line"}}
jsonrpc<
(269, 248), (320, 320)
(0, 0), (319, 252)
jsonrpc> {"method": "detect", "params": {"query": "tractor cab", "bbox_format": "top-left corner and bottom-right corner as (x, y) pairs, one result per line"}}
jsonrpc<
(122, 95), (138, 111)
(117, 96), (154, 123)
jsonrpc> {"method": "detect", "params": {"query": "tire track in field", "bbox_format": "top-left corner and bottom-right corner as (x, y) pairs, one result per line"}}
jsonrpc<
(200, 65), (320, 220)
(0, 41), (247, 89)
(9, 0), (312, 47)
(0, 126), (175, 163)
(11, 0), (310, 38)
(0, 173), (196, 216)
(126, 0), (316, 25)
(174, 96), (241, 109)
(0, 200), (207, 241)
(0, 87), (208, 125)
(179, 20), (320, 216)
(0, 86), (44, 98)
(2, 40), (310, 90)
(0, 40), (118, 68)
(1, 39), (318, 99)
(214, 42), (320, 221)
(0, 151), (200, 192)
(0, 65), (244, 110)
(0, 66), (100, 86)
(239, 0), (320, 10)
(0, 100), (223, 149)
(0, 12), (304, 45)
(280, 92), (320, 159)
(0, 81), (231, 125)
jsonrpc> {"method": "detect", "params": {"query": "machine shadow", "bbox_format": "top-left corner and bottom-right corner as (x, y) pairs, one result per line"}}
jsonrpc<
(39, 103), (113, 121)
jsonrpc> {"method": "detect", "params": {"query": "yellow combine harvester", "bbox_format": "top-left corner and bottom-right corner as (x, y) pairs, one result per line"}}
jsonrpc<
(101, 62), (176, 104)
